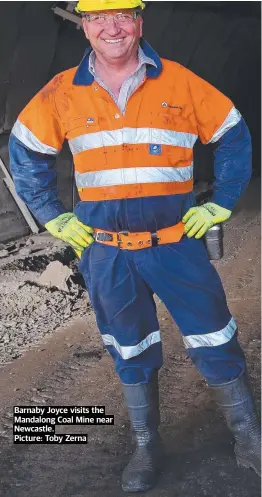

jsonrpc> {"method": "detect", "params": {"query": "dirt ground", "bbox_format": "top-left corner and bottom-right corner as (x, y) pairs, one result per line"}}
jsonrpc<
(0, 179), (260, 497)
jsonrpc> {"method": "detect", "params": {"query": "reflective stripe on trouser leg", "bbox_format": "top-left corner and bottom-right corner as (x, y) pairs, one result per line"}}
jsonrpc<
(183, 317), (246, 385)
(78, 242), (163, 384)
(185, 332), (246, 385)
(134, 236), (247, 384)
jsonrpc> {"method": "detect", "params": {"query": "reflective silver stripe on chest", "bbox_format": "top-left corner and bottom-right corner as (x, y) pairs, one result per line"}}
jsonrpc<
(75, 164), (193, 188)
(69, 127), (197, 155)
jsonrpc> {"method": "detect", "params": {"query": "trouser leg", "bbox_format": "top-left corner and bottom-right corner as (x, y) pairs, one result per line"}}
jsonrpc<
(78, 242), (163, 384)
(79, 243), (163, 491)
(135, 236), (247, 384)
(135, 237), (260, 474)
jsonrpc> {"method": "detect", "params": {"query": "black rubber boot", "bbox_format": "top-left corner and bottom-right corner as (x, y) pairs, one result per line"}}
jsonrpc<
(210, 373), (261, 476)
(121, 373), (162, 492)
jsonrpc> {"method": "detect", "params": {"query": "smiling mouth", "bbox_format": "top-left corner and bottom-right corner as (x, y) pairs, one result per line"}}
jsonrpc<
(103, 38), (124, 44)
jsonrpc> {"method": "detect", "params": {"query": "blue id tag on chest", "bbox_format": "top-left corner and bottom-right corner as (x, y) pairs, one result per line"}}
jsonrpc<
(149, 144), (162, 155)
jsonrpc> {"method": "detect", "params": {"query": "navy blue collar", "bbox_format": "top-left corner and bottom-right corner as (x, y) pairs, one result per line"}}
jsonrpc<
(73, 38), (162, 86)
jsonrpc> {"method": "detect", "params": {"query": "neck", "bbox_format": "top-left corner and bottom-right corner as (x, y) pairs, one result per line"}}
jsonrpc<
(94, 49), (139, 77)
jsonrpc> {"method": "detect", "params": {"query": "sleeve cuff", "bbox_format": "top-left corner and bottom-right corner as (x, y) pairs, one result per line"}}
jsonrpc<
(212, 191), (236, 211)
(33, 201), (68, 226)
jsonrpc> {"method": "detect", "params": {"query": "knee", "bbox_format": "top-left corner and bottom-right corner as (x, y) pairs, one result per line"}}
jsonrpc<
(186, 335), (247, 385)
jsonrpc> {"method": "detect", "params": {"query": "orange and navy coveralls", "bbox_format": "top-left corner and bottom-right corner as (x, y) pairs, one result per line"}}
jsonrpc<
(9, 39), (251, 385)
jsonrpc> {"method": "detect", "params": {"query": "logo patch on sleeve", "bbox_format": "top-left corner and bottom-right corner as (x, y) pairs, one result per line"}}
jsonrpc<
(149, 144), (162, 155)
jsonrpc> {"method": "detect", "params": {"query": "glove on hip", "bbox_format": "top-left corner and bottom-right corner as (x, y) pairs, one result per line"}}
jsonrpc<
(45, 213), (94, 256)
(182, 202), (231, 239)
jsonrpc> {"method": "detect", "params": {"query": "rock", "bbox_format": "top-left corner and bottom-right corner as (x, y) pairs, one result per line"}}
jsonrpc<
(0, 250), (8, 258)
(31, 248), (45, 254)
(38, 261), (73, 292)
(18, 241), (26, 248)
(19, 248), (32, 257)
(25, 239), (35, 246)
(6, 243), (17, 252)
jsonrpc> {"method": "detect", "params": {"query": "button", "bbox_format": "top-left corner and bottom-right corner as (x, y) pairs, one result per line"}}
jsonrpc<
(161, 102), (168, 108)
(94, 86), (98, 91)
(115, 114), (120, 119)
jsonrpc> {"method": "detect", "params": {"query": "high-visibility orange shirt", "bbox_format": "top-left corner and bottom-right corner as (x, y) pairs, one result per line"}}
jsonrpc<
(10, 39), (249, 231)
(12, 44), (239, 203)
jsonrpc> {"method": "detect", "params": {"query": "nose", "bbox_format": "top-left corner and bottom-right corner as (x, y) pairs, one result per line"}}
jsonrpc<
(104, 17), (121, 35)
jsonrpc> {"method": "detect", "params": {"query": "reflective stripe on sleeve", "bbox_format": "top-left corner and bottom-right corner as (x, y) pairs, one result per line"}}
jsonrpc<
(102, 330), (161, 360)
(69, 127), (198, 155)
(208, 107), (242, 144)
(183, 317), (237, 349)
(12, 120), (60, 155)
(75, 164), (193, 188)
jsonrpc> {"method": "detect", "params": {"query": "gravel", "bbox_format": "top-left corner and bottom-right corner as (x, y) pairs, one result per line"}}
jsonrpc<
(0, 237), (91, 365)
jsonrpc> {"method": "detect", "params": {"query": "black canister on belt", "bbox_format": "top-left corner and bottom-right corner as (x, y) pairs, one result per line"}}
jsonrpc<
(203, 224), (224, 260)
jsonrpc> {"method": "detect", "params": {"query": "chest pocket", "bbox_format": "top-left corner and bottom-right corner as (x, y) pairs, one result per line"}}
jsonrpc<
(65, 116), (100, 139)
(66, 116), (108, 167)
(158, 106), (184, 126)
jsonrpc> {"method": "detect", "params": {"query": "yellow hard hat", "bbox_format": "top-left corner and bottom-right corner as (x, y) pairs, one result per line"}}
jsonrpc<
(75, 0), (145, 14)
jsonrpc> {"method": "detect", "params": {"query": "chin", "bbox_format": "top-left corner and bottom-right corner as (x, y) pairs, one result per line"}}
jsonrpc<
(104, 48), (127, 57)
(108, 54), (125, 59)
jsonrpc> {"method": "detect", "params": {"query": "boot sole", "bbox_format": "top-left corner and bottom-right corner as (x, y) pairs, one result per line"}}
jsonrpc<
(122, 482), (155, 493)
(236, 454), (261, 477)
(122, 469), (158, 492)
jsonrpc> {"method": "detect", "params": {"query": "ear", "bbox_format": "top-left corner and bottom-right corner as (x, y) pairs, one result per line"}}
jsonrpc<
(82, 17), (89, 39)
(139, 16), (143, 37)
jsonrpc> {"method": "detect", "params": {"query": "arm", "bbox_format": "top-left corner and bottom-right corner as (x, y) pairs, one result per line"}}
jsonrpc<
(212, 116), (252, 210)
(9, 132), (67, 225)
(182, 69), (252, 238)
(9, 76), (93, 254)
(9, 75), (66, 223)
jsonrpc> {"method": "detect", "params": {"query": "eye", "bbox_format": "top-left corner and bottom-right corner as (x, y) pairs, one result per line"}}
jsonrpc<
(91, 14), (105, 22)
(115, 13), (133, 22)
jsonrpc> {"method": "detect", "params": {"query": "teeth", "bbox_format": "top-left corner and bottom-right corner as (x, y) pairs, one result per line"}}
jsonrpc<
(104, 39), (123, 44)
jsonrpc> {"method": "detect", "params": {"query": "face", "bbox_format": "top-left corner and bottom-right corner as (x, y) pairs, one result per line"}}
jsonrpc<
(82, 9), (143, 63)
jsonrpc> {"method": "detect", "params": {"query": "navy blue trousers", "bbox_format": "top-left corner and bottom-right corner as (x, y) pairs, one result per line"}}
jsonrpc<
(79, 235), (246, 385)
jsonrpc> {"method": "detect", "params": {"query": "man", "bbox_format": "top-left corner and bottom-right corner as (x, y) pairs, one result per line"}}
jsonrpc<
(9, 0), (260, 492)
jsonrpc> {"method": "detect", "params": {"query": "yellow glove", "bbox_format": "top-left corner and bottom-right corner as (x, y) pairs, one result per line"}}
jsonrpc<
(45, 213), (94, 256)
(74, 248), (83, 259)
(182, 202), (231, 239)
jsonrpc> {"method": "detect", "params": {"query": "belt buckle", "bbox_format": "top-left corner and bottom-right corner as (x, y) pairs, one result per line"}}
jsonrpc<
(117, 230), (129, 247)
(95, 231), (113, 242)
